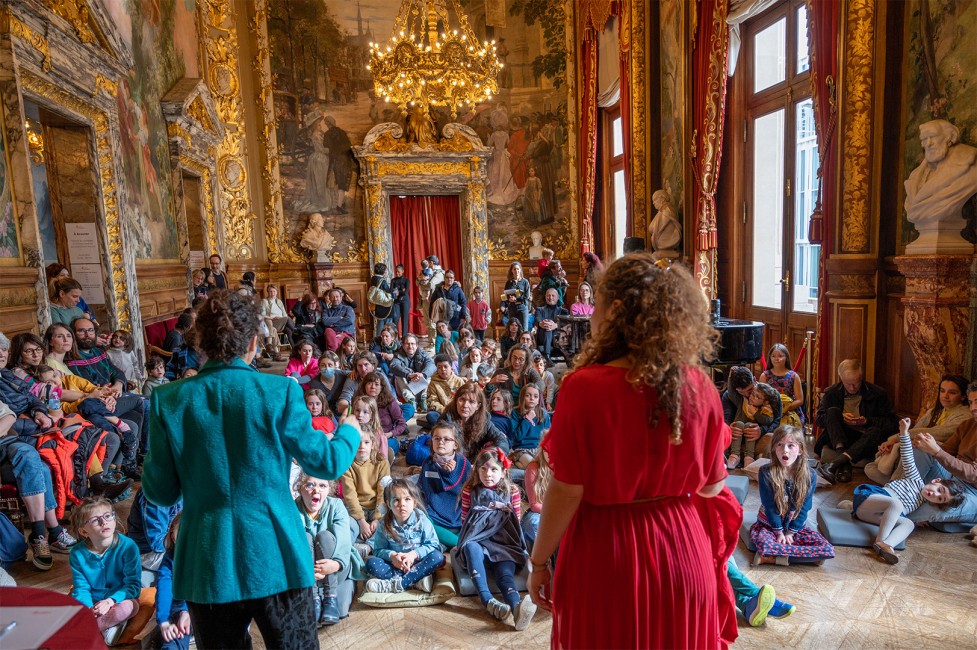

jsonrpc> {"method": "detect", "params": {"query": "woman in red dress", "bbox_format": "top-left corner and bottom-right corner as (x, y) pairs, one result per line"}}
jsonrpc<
(528, 254), (739, 649)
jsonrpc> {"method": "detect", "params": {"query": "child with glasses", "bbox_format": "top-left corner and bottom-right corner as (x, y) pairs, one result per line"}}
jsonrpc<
(294, 472), (356, 628)
(418, 421), (472, 547)
(69, 496), (142, 645)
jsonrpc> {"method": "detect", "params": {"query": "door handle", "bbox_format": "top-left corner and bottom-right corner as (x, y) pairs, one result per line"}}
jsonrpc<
(779, 271), (791, 287)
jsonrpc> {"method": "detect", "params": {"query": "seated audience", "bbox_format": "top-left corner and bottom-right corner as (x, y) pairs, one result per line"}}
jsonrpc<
(106, 329), (141, 389)
(353, 372), (406, 455)
(292, 293), (324, 344)
(434, 320), (462, 369)
(751, 426), (835, 566)
(569, 281), (595, 316)
(47, 263), (95, 321)
(43, 322), (75, 375)
(722, 365), (782, 459)
(285, 340), (320, 387)
(369, 325), (400, 377)
(532, 351), (556, 412)
(417, 421), (471, 547)
(508, 383), (549, 469)
(759, 343), (806, 427)
(460, 345), (491, 383)
(727, 383), (779, 470)
(816, 359), (898, 484)
(489, 344), (543, 404)
(865, 374), (971, 484)
(337, 351), (395, 415)
(340, 425), (391, 550)
(727, 558), (795, 626)
(521, 447), (552, 549)
(365, 479), (444, 594)
(162, 313), (194, 354)
(5, 332), (46, 381)
(534, 288), (569, 363)
(321, 288), (357, 352)
(49, 277), (87, 326)
(126, 488), (182, 584)
(142, 357), (169, 399)
(152, 515), (193, 649)
(260, 284), (295, 358)
(305, 351), (349, 416)
(425, 354), (467, 426)
(499, 319), (522, 361)
(536, 260), (568, 307)
(438, 382), (509, 462)
(337, 336), (358, 372)
(488, 389), (514, 442)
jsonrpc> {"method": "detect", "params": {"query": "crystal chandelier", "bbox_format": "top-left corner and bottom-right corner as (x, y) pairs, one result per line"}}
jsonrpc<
(368, 0), (501, 120)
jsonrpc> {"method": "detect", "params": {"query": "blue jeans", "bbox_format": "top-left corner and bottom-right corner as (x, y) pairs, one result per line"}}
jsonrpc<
(536, 328), (556, 359)
(400, 402), (416, 422)
(365, 549), (444, 589)
(727, 557), (760, 612)
(461, 542), (520, 609)
(506, 305), (530, 332)
(521, 511), (540, 549)
(387, 435), (401, 457)
(908, 449), (977, 524)
(0, 437), (56, 512)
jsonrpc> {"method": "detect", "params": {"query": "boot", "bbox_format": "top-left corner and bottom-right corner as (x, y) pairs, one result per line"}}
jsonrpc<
(90, 475), (133, 501)
(320, 594), (340, 626)
(817, 456), (852, 484)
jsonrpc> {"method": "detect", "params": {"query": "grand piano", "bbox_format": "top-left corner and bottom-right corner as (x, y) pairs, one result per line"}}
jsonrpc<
(708, 300), (764, 366)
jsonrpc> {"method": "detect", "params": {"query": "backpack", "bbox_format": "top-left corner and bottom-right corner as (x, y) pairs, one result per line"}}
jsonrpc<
(368, 284), (394, 308)
(0, 512), (27, 568)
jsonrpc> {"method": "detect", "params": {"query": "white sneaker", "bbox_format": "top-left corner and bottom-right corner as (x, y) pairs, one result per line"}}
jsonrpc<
(366, 577), (404, 593)
(415, 575), (434, 593)
(102, 623), (125, 646)
(726, 454), (741, 470)
(514, 594), (537, 631)
(353, 543), (371, 561)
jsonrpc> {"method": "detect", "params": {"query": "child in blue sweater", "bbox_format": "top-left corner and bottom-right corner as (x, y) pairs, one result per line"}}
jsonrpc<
(154, 514), (192, 650)
(294, 472), (358, 627)
(126, 488), (182, 585)
(489, 390), (514, 441)
(365, 478), (444, 593)
(418, 420), (472, 548)
(508, 383), (550, 468)
(69, 496), (142, 645)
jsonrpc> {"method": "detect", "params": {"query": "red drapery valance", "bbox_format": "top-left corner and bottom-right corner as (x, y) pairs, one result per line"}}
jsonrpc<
(389, 195), (462, 333)
(691, 0), (731, 298)
(807, 0), (840, 392)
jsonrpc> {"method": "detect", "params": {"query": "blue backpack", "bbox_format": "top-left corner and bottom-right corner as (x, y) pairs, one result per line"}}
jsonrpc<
(0, 512), (27, 568)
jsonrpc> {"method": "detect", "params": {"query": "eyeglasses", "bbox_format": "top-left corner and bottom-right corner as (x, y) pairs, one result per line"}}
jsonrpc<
(23, 346), (43, 355)
(76, 328), (96, 334)
(431, 436), (455, 444)
(84, 512), (116, 527)
(303, 482), (329, 492)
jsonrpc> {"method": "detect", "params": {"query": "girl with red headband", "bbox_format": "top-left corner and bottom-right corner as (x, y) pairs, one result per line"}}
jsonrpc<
(455, 447), (537, 631)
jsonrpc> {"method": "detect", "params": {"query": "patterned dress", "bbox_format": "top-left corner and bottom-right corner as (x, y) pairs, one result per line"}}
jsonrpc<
(750, 465), (834, 562)
(765, 369), (805, 425)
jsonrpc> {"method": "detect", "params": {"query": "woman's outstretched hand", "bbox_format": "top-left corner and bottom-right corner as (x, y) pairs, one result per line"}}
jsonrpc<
(528, 564), (553, 612)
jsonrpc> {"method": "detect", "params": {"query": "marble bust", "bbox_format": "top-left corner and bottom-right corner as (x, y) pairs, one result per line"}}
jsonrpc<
(904, 119), (977, 255)
(299, 212), (336, 262)
(528, 231), (545, 259)
(647, 188), (682, 261)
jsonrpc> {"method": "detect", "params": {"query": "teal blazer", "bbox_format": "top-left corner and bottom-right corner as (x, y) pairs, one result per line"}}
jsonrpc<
(142, 358), (359, 604)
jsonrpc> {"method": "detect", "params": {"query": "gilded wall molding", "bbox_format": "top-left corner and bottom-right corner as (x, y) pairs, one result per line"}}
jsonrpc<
(562, 0), (581, 261)
(198, 0), (256, 260)
(91, 73), (118, 98)
(43, 0), (95, 44)
(626, 0), (648, 237)
(1, 11), (52, 71)
(19, 72), (133, 332)
(839, 0), (875, 254)
(179, 156), (220, 255)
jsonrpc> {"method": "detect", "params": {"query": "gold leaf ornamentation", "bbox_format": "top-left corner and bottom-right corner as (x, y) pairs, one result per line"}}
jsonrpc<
(3, 12), (52, 71)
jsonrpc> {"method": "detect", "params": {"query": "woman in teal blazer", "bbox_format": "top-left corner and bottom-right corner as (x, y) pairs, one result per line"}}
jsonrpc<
(142, 290), (361, 649)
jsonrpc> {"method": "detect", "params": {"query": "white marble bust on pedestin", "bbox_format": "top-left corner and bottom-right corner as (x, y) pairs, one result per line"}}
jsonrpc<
(904, 119), (977, 255)
(528, 231), (545, 260)
(299, 212), (336, 262)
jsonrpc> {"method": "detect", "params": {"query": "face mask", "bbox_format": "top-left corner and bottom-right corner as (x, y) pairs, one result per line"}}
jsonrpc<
(320, 368), (335, 379)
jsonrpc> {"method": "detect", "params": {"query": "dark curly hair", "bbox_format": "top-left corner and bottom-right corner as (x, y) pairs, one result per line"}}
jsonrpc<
(573, 253), (718, 444)
(189, 289), (260, 361)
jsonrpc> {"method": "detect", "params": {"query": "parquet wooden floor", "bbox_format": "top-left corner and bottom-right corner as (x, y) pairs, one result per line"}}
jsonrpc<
(6, 362), (975, 648)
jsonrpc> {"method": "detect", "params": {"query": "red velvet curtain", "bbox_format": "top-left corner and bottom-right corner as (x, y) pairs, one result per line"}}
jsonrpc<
(389, 195), (463, 332)
(691, 0), (731, 298)
(807, 0), (841, 393)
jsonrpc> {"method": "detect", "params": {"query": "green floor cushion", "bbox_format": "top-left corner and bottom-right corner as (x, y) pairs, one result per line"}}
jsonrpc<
(816, 507), (906, 550)
(449, 546), (529, 597)
(358, 564), (456, 608)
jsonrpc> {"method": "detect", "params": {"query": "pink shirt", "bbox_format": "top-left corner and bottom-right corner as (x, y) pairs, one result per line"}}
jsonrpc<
(570, 302), (594, 316)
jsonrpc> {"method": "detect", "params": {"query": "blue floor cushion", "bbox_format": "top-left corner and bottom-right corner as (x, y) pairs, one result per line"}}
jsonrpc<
(450, 546), (529, 597)
(727, 474), (749, 506)
(816, 507), (906, 550)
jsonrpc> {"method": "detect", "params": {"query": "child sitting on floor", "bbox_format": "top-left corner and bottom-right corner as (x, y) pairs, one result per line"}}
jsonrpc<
(285, 340), (320, 386)
(728, 382), (779, 469)
(294, 472), (356, 627)
(751, 426), (835, 566)
(107, 329), (142, 390)
(70, 496), (142, 645)
(142, 357), (169, 399)
(852, 417), (965, 565)
(153, 514), (192, 650)
(418, 421), (472, 548)
(306, 388), (337, 435)
(489, 389), (514, 441)
(339, 426), (391, 555)
(508, 384), (549, 469)
(456, 448), (536, 631)
(365, 479), (444, 594)
(351, 395), (392, 463)
(532, 350), (556, 412)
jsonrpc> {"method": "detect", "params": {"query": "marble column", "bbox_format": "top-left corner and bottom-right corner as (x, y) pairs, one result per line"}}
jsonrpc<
(893, 254), (977, 414)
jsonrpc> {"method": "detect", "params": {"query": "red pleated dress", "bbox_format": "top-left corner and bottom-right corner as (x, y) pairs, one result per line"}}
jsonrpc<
(542, 365), (730, 650)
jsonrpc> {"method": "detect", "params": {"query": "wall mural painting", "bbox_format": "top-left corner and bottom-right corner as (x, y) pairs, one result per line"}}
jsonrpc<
(659, 0), (685, 222)
(113, 0), (190, 261)
(0, 128), (18, 258)
(267, 0), (572, 261)
(901, 0), (977, 246)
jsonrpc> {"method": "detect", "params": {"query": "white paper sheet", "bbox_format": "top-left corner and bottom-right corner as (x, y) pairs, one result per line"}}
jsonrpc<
(0, 605), (83, 650)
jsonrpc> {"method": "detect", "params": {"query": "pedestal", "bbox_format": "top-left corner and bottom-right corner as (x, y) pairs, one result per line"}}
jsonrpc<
(310, 262), (334, 298)
(893, 254), (977, 413)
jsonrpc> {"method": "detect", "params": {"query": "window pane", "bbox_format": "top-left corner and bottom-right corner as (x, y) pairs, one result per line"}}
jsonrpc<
(613, 170), (627, 258)
(754, 17), (787, 93)
(797, 5), (810, 74)
(752, 109), (785, 310)
(612, 117), (623, 157)
(793, 98), (820, 313)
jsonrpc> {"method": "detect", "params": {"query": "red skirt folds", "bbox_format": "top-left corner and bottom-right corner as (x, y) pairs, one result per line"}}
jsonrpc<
(552, 496), (721, 650)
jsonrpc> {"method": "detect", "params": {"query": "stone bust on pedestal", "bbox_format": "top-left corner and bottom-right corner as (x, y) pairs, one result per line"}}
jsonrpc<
(647, 188), (682, 262)
(299, 212), (336, 262)
(904, 119), (977, 255)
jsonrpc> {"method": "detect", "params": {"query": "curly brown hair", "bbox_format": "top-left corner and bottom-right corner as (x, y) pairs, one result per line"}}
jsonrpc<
(573, 253), (717, 444)
(190, 289), (261, 361)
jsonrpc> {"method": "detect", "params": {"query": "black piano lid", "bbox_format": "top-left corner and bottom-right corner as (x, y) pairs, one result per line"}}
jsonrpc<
(710, 318), (765, 366)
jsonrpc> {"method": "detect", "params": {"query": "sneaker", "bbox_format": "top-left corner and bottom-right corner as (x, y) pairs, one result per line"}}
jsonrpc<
(726, 454), (740, 470)
(366, 577), (404, 593)
(50, 529), (78, 554)
(743, 456), (755, 467)
(744, 584), (776, 626)
(486, 598), (510, 621)
(103, 470), (125, 484)
(415, 575), (434, 593)
(102, 623), (125, 646)
(353, 543), (371, 561)
(513, 594), (537, 631)
(29, 536), (53, 571)
(122, 464), (142, 481)
(111, 486), (134, 504)
(873, 541), (898, 565)
(768, 599), (796, 619)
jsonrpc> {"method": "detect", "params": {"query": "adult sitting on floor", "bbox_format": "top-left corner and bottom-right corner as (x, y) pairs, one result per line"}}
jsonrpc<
(721, 365), (783, 458)
(368, 325), (400, 378)
(436, 382), (509, 464)
(907, 381), (977, 526)
(389, 333), (436, 412)
(865, 374), (971, 484)
(815, 359), (898, 484)
(336, 351), (402, 417)
(320, 288), (356, 352)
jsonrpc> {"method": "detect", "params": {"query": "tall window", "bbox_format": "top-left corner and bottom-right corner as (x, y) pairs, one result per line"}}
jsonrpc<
(747, 2), (820, 316)
(602, 106), (627, 259)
